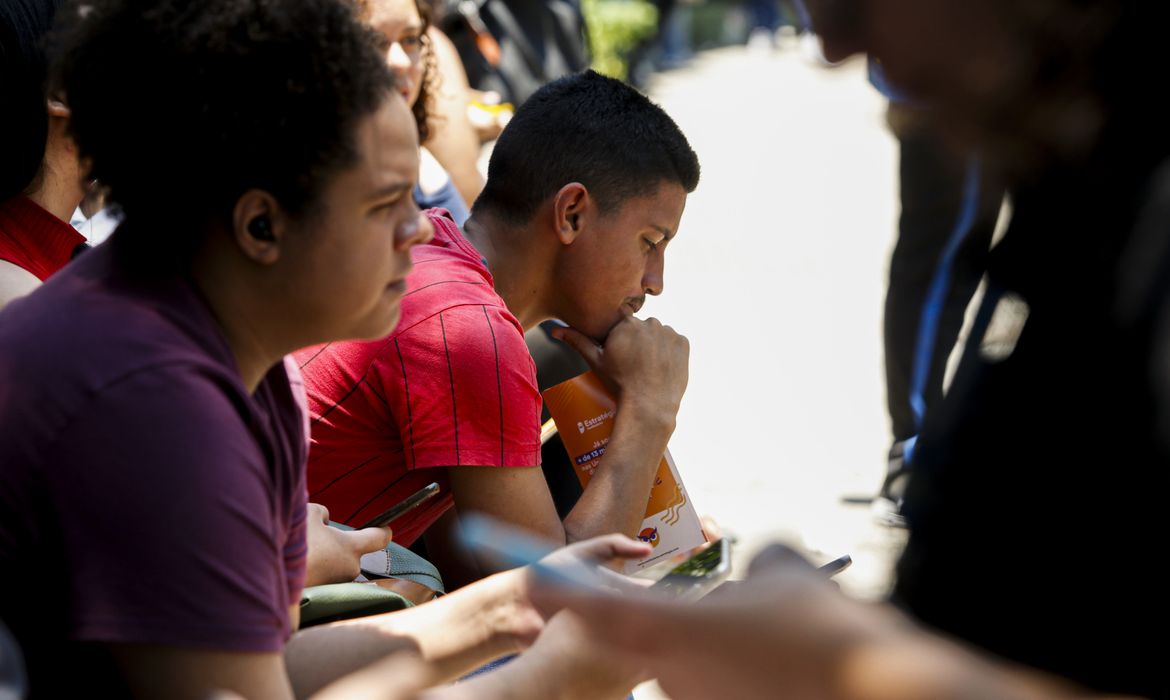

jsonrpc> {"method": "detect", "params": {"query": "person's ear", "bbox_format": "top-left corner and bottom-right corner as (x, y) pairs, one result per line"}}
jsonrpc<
(46, 98), (70, 120)
(232, 190), (288, 265)
(552, 182), (589, 245)
(45, 99), (79, 158)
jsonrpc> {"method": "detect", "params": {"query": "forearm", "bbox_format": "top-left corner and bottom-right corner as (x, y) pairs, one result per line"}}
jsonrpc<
(421, 613), (645, 700)
(562, 400), (675, 542)
(285, 572), (529, 698)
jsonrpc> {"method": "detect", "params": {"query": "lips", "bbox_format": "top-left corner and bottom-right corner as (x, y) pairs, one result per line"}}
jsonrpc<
(386, 265), (412, 293)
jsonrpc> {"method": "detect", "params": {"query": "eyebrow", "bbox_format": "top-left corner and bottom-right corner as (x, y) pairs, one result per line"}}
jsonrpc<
(367, 182), (413, 202)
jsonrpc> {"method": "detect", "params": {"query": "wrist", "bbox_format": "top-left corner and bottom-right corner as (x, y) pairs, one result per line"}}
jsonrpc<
(615, 396), (678, 438)
(476, 570), (544, 653)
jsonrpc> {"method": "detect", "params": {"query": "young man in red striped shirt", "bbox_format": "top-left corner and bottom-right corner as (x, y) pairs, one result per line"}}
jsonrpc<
(295, 70), (700, 583)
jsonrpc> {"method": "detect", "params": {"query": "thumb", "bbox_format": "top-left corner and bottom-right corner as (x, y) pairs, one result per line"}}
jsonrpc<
(349, 526), (395, 556)
(550, 326), (603, 369)
(569, 533), (654, 564)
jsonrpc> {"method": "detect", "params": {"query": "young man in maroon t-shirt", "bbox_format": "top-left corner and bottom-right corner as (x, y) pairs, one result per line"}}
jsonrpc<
(296, 71), (700, 583)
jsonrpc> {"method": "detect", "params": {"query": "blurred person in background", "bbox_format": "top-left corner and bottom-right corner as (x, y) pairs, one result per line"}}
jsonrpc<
(0, 0), (87, 309)
(529, 0), (1170, 698)
(359, 0), (472, 225)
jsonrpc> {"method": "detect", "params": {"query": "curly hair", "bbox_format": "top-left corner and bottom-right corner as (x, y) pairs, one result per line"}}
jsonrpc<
(355, 0), (440, 143)
(50, 0), (396, 262)
(412, 2), (440, 144)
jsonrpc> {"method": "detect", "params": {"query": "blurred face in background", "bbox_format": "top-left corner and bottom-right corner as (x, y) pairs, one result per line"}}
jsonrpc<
(804, 0), (1117, 170)
(361, 0), (427, 109)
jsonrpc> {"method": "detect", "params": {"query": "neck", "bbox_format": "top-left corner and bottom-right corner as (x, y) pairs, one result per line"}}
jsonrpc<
(190, 242), (288, 393)
(25, 169), (81, 224)
(26, 139), (86, 223)
(462, 211), (552, 331)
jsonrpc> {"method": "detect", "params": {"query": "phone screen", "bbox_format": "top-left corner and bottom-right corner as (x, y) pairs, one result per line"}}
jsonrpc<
(649, 539), (730, 600)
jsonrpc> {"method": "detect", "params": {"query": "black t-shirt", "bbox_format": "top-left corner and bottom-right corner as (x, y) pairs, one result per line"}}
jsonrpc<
(893, 148), (1170, 698)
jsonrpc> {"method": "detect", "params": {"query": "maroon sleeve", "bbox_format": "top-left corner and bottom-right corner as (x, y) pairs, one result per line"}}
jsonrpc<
(45, 365), (299, 652)
(283, 357), (310, 607)
(375, 304), (542, 469)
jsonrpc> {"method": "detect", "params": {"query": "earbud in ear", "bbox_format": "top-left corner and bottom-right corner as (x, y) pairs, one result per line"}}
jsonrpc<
(248, 216), (275, 242)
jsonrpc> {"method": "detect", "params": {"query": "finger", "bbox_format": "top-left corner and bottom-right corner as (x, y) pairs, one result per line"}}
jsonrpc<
(308, 502), (330, 524)
(550, 326), (603, 368)
(699, 514), (723, 541)
(567, 533), (653, 563)
(348, 526), (395, 555)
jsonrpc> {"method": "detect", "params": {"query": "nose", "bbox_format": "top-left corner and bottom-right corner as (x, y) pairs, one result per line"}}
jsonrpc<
(642, 250), (664, 297)
(397, 210), (434, 251)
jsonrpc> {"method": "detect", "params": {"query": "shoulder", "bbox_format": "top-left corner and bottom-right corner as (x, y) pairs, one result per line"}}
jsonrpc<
(0, 260), (40, 310)
(0, 257), (250, 468)
(397, 301), (530, 369)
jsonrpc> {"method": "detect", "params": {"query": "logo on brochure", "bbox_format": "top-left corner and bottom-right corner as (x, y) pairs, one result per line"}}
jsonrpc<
(637, 527), (660, 548)
(578, 409), (615, 433)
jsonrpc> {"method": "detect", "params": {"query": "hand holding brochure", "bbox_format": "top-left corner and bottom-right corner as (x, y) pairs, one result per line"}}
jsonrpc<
(542, 371), (707, 573)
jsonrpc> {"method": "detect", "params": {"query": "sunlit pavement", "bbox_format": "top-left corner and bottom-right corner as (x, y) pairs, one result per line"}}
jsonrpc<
(625, 37), (909, 699)
(641, 40), (905, 601)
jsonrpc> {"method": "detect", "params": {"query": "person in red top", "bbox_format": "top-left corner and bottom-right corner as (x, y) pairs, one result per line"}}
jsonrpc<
(0, 0), (88, 308)
(297, 70), (701, 584)
(298, 208), (540, 547)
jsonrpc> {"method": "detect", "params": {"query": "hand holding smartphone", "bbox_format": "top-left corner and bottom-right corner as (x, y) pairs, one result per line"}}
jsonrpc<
(648, 538), (732, 601)
(459, 513), (733, 601)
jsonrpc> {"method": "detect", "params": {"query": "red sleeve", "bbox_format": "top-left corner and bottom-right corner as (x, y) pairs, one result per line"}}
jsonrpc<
(374, 303), (542, 469)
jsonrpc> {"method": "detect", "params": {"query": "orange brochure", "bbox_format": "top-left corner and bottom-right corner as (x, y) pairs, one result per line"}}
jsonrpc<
(542, 371), (707, 573)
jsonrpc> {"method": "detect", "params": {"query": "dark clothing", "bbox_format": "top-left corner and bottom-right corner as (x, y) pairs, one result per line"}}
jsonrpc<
(0, 237), (309, 697)
(893, 144), (1170, 698)
(883, 115), (1000, 444)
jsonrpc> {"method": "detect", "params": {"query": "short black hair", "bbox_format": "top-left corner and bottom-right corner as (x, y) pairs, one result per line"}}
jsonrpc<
(51, 0), (396, 261)
(0, 0), (64, 203)
(473, 70), (700, 224)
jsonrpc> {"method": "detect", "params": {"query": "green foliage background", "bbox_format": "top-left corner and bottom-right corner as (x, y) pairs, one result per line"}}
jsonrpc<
(582, 0), (658, 80)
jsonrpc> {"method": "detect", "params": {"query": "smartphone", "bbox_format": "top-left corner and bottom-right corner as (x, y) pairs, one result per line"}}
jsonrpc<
(648, 538), (732, 601)
(358, 482), (440, 529)
(817, 554), (853, 578)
